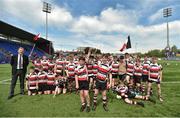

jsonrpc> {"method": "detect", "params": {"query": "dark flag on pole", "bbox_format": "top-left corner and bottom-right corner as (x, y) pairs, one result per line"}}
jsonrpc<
(120, 35), (132, 52)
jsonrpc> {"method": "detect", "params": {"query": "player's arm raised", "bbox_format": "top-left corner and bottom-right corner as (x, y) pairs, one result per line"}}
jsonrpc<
(85, 48), (92, 62)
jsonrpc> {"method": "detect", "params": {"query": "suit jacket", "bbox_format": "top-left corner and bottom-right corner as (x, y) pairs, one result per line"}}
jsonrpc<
(10, 54), (29, 75)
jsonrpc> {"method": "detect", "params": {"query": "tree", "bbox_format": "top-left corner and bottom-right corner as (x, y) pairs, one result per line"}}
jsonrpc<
(171, 45), (178, 53)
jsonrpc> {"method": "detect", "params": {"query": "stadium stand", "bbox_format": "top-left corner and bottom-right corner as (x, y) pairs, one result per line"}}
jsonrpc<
(0, 20), (54, 64)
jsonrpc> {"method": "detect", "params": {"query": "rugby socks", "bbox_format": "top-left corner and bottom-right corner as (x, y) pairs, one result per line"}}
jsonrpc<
(102, 97), (108, 111)
(102, 97), (107, 105)
(93, 95), (97, 105)
(80, 103), (86, 112)
(92, 95), (97, 111)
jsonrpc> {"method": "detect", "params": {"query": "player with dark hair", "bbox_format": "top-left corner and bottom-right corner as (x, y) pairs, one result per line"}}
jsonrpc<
(25, 66), (38, 96)
(92, 55), (112, 111)
(111, 56), (119, 88)
(146, 57), (163, 102)
(75, 56), (90, 112)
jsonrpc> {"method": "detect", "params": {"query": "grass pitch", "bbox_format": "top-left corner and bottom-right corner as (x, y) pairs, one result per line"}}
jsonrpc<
(0, 60), (180, 117)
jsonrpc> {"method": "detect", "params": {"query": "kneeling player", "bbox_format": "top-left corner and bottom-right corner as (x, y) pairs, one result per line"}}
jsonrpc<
(75, 57), (90, 112)
(37, 66), (47, 95)
(26, 66), (38, 96)
(47, 69), (56, 94)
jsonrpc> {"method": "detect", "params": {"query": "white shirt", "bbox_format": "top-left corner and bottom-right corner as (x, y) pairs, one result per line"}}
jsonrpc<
(17, 54), (23, 69)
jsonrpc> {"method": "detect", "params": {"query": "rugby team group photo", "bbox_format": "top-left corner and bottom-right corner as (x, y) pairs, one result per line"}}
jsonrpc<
(0, 0), (180, 117)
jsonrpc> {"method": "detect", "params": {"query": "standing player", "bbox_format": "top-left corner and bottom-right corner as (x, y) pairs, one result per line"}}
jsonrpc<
(118, 56), (127, 81)
(142, 56), (151, 94)
(146, 57), (163, 102)
(54, 56), (66, 94)
(134, 59), (143, 92)
(41, 56), (49, 72)
(111, 56), (119, 88)
(92, 58), (98, 91)
(86, 56), (94, 90)
(66, 56), (76, 92)
(125, 58), (134, 84)
(142, 56), (151, 82)
(75, 56), (90, 112)
(92, 55), (112, 111)
(33, 58), (41, 73)
(48, 59), (55, 71)
(25, 66), (38, 96)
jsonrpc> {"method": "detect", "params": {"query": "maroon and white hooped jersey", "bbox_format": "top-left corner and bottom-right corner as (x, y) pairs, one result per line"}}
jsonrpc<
(26, 72), (38, 89)
(67, 62), (76, 77)
(92, 63), (98, 76)
(111, 61), (119, 75)
(64, 60), (69, 67)
(41, 60), (49, 70)
(38, 71), (47, 84)
(48, 61), (55, 69)
(149, 63), (162, 82)
(86, 63), (93, 76)
(126, 61), (134, 76)
(55, 58), (64, 73)
(142, 61), (150, 75)
(134, 65), (143, 77)
(47, 72), (56, 85)
(96, 63), (111, 81)
(75, 65), (88, 81)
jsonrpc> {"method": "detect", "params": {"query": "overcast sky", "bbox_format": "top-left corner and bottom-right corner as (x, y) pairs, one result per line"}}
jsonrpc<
(0, 0), (180, 53)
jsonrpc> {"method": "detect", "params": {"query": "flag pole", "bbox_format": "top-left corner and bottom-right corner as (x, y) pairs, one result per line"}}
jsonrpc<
(29, 43), (36, 57)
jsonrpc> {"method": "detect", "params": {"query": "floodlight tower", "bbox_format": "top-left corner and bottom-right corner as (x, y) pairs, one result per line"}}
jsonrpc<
(42, 2), (52, 54)
(163, 8), (172, 53)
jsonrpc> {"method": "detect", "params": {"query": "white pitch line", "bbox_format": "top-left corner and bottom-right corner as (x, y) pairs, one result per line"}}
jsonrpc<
(162, 81), (180, 84)
(0, 79), (11, 83)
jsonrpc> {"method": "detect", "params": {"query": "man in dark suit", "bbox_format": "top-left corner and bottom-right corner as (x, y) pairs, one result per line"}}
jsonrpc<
(8, 47), (29, 99)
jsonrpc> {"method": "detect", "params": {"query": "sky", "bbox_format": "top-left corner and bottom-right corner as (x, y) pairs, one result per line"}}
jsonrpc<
(0, 0), (180, 53)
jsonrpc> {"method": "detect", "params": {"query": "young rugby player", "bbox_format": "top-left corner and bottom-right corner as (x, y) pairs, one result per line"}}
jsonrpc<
(66, 56), (76, 92)
(111, 56), (119, 88)
(75, 56), (90, 112)
(146, 57), (163, 102)
(26, 66), (38, 96)
(37, 66), (47, 95)
(92, 55), (112, 111)
(47, 69), (56, 94)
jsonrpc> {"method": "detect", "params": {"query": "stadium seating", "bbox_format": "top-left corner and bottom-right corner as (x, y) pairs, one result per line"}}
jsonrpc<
(0, 39), (46, 64)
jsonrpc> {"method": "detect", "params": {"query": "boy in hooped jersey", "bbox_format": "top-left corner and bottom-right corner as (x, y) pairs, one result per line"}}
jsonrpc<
(37, 66), (47, 95)
(26, 66), (38, 96)
(111, 56), (119, 88)
(66, 56), (76, 92)
(75, 56), (90, 112)
(146, 57), (163, 102)
(92, 55), (112, 111)
(75, 48), (92, 112)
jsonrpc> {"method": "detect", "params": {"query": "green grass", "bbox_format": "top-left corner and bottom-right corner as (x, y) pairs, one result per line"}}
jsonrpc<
(0, 60), (180, 117)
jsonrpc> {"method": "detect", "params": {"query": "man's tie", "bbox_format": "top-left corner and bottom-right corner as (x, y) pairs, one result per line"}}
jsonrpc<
(19, 55), (23, 69)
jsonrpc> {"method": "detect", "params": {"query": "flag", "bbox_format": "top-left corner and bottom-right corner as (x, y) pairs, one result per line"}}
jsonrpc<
(33, 33), (40, 41)
(119, 35), (131, 52)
